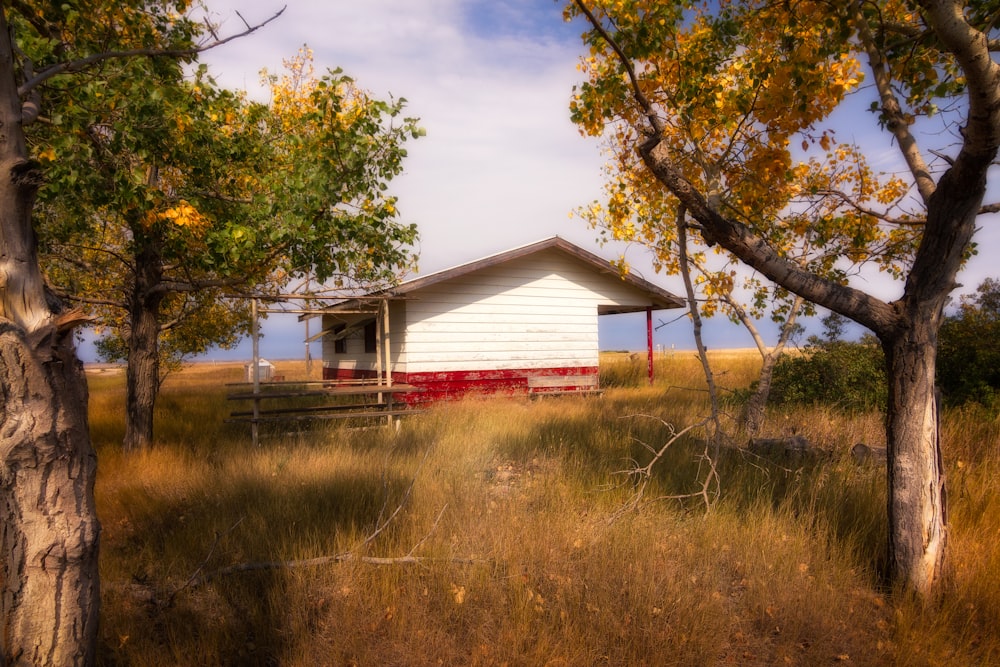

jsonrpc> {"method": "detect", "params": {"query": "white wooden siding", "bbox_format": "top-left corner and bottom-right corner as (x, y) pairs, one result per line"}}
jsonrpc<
(322, 247), (662, 375)
(396, 249), (653, 373)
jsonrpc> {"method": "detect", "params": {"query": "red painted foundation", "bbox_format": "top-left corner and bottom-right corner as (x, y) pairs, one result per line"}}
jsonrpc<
(323, 366), (600, 403)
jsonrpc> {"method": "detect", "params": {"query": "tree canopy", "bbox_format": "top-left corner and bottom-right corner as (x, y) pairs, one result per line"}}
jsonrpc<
(569, 1), (921, 313)
(36, 47), (421, 361)
(32, 42), (422, 450)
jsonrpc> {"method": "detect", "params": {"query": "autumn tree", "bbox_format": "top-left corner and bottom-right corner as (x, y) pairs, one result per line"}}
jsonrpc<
(36, 47), (421, 452)
(568, 0), (997, 597)
(0, 2), (280, 662)
(572, 8), (915, 435)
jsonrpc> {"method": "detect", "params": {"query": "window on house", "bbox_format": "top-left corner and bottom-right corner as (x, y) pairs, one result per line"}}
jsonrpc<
(333, 324), (346, 354)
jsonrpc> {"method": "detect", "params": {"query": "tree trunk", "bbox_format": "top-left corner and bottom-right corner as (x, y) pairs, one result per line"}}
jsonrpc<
(874, 165), (978, 596)
(677, 210), (721, 449)
(0, 9), (100, 662)
(737, 294), (803, 437)
(743, 351), (777, 437)
(882, 315), (947, 595)
(123, 243), (163, 452)
(0, 329), (100, 666)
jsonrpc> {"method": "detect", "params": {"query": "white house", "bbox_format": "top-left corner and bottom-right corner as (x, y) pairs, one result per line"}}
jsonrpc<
(312, 237), (683, 401)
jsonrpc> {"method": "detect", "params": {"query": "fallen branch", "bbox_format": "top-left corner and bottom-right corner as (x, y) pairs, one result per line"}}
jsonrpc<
(608, 414), (717, 522)
(168, 516), (246, 606)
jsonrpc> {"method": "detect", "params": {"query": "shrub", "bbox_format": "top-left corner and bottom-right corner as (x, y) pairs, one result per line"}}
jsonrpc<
(768, 315), (887, 412)
(938, 278), (1000, 409)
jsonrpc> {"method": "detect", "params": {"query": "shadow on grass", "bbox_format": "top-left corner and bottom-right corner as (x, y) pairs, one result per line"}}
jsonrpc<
(494, 397), (888, 581)
(99, 457), (414, 665)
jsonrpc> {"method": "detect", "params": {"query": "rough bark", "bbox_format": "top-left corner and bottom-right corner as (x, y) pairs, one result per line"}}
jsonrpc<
(123, 305), (160, 452)
(0, 326), (100, 666)
(0, 7), (100, 663)
(883, 317), (947, 592)
(876, 161), (983, 593)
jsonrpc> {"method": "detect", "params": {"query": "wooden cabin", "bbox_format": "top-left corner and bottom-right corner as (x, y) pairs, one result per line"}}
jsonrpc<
(312, 237), (684, 401)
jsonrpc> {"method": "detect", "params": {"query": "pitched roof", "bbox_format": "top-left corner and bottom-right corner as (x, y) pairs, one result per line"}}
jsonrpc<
(323, 236), (684, 313)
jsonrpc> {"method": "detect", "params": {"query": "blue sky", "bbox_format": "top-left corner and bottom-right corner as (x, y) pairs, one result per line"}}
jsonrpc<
(79, 1), (999, 362)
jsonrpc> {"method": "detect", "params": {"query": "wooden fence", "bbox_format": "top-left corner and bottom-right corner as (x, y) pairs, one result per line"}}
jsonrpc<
(226, 380), (423, 443)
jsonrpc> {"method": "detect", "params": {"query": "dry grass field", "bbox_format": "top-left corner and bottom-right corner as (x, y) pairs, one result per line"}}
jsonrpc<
(88, 351), (1000, 666)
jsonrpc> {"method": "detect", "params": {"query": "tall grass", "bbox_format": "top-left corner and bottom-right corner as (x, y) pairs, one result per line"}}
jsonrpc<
(90, 355), (999, 665)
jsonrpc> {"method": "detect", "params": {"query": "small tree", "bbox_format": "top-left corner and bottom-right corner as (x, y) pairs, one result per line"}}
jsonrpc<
(573, 12), (912, 436)
(38, 48), (421, 451)
(568, 0), (999, 597)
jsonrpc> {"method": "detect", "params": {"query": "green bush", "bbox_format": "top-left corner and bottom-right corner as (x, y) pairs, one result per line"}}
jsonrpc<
(938, 278), (1000, 409)
(768, 315), (887, 411)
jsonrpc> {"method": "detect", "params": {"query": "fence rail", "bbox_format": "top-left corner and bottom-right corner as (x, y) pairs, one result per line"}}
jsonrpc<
(226, 380), (423, 441)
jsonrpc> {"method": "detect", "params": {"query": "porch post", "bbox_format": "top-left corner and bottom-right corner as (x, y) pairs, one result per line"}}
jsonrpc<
(646, 307), (654, 385)
(382, 299), (393, 427)
(304, 315), (311, 377)
(375, 302), (384, 385)
(383, 299), (392, 388)
(251, 298), (260, 447)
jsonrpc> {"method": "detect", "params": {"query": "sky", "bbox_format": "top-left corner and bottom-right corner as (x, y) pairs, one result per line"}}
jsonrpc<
(80, 1), (1000, 362)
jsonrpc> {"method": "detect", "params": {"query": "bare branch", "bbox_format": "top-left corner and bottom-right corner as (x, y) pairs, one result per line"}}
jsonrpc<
(168, 516), (246, 606)
(850, 0), (936, 204)
(608, 414), (715, 522)
(183, 552), (478, 588)
(918, 1), (1000, 170)
(575, 4), (900, 335)
(16, 7), (286, 98)
(56, 293), (123, 310)
(807, 188), (926, 227)
(153, 276), (245, 296)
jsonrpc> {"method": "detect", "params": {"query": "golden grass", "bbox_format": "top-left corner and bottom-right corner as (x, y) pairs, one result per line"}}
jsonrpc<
(89, 354), (1000, 666)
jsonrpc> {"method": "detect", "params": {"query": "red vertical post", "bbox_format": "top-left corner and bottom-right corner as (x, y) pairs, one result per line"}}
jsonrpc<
(646, 307), (654, 385)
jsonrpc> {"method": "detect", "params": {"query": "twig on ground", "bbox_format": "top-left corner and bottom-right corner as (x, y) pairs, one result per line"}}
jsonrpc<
(608, 414), (717, 522)
(183, 550), (479, 588)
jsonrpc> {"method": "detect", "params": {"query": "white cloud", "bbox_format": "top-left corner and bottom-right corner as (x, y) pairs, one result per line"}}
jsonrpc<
(186, 1), (1000, 362)
(200, 0), (612, 275)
